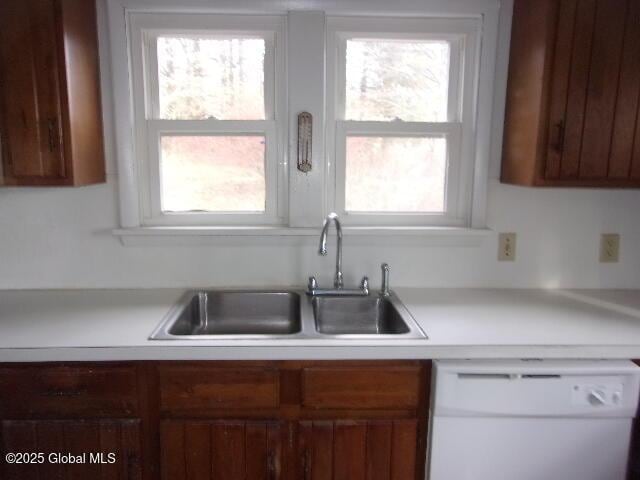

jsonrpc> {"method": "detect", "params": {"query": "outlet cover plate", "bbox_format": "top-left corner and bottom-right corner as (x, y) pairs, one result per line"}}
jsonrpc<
(498, 233), (517, 262)
(600, 234), (620, 263)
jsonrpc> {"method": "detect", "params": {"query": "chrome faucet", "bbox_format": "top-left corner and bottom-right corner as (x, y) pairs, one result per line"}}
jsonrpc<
(307, 212), (369, 296)
(319, 212), (343, 288)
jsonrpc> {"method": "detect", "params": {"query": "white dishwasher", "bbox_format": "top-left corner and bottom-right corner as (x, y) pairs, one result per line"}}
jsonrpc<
(428, 360), (640, 480)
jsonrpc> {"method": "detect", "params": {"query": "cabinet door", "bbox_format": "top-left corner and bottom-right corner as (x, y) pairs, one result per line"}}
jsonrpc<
(546, 0), (640, 182)
(0, 0), (64, 180)
(0, 419), (142, 480)
(298, 420), (419, 480)
(160, 420), (283, 480)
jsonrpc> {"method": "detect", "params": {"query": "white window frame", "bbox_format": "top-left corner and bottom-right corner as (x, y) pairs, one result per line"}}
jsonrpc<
(106, 1), (501, 239)
(127, 13), (287, 226)
(326, 17), (481, 227)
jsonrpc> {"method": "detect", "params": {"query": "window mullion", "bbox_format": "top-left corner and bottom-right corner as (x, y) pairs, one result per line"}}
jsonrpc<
(263, 33), (276, 120)
(147, 119), (274, 134)
(339, 120), (462, 137)
(447, 38), (463, 122)
(287, 11), (328, 228)
(144, 31), (161, 119)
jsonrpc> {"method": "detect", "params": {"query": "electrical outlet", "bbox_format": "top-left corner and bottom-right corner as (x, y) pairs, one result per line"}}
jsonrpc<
(600, 234), (620, 263)
(498, 233), (517, 262)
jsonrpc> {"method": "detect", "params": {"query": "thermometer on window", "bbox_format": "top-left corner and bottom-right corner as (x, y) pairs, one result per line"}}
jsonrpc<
(297, 112), (313, 173)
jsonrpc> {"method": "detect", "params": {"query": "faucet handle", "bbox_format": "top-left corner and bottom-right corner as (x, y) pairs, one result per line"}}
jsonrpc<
(380, 263), (390, 296)
(307, 276), (318, 293)
(360, 276), (369, 295)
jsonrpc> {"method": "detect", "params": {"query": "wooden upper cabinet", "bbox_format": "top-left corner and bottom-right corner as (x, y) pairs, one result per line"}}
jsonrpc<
(502, 0), (640, 187)
(0, 0), (105, 186)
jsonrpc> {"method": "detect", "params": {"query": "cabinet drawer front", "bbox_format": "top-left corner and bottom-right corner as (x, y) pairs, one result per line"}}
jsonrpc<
(0, 365), (139, 417)
(302, 367), (421, 410)
(159, 367), (280, 412)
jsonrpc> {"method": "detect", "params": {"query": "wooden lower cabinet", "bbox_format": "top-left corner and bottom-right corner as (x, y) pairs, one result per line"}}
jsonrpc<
(298, 420), (418, 480)
(158, 419), (421, 480)
(160, 420), (283, 480)
(0, 419), (142, 479)
(0, 361), (430, 480)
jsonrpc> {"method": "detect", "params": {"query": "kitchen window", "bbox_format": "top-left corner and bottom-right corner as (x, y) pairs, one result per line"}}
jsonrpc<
(326, 17), (479, 226)
(128, 14), (286, 226)
(112, 6), (496, 235)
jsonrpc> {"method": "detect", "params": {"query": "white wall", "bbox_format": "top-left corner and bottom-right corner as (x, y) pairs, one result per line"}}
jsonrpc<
(0, 0), (639, 290)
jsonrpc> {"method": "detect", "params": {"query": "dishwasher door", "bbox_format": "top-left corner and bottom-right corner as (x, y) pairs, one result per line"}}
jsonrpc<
(428, 360), (640, 480)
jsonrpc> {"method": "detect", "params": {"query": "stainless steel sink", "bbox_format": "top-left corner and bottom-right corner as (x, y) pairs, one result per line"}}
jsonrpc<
(150, 289), (426, 340)
(151, 215), (427, 341)
(312, 295), (424, 338)
(150, 291), (302, 339)
(313, 296), (407, 334)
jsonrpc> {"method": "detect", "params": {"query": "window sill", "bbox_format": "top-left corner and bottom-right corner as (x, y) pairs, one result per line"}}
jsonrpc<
(112, 226), (491, 246)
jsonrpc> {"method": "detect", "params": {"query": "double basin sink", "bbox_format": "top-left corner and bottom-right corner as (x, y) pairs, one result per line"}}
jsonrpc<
(150, 290), (426, 340)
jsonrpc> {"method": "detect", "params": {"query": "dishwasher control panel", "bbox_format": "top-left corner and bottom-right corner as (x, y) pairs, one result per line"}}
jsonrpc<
(433, 360), (640, 416)
(572, 383), (623, 407)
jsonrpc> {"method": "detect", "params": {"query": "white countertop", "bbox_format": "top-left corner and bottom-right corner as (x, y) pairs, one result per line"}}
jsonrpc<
(0, 288), (639, 361)
(561, 289), (640, 317)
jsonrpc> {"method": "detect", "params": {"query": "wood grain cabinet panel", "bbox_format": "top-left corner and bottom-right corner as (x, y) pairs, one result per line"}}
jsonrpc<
(0, 0), (62, 179)
(298, 420), (419, 480)
(0, 365), (139, 418)
(158, 366), (280, 413)
(160, 420), (283, 480)
(301, 366), (421, 410)
(0, 0), (105, 186)
(502, 0), (640, 187)
(0, 419), (143, 480)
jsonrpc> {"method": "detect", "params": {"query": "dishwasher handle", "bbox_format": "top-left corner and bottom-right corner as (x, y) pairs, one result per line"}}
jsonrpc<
(457, 373), (561, 380)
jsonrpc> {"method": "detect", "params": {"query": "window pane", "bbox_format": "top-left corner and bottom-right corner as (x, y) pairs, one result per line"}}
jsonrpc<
(345, 39), (450, 122)
(160, 136), (266, 212)
(345, 136), (446, 213)
(157, 37), (265, 120)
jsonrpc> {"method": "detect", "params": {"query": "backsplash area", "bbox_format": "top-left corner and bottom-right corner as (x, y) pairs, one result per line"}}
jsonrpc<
(0, 177), (638, 290)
